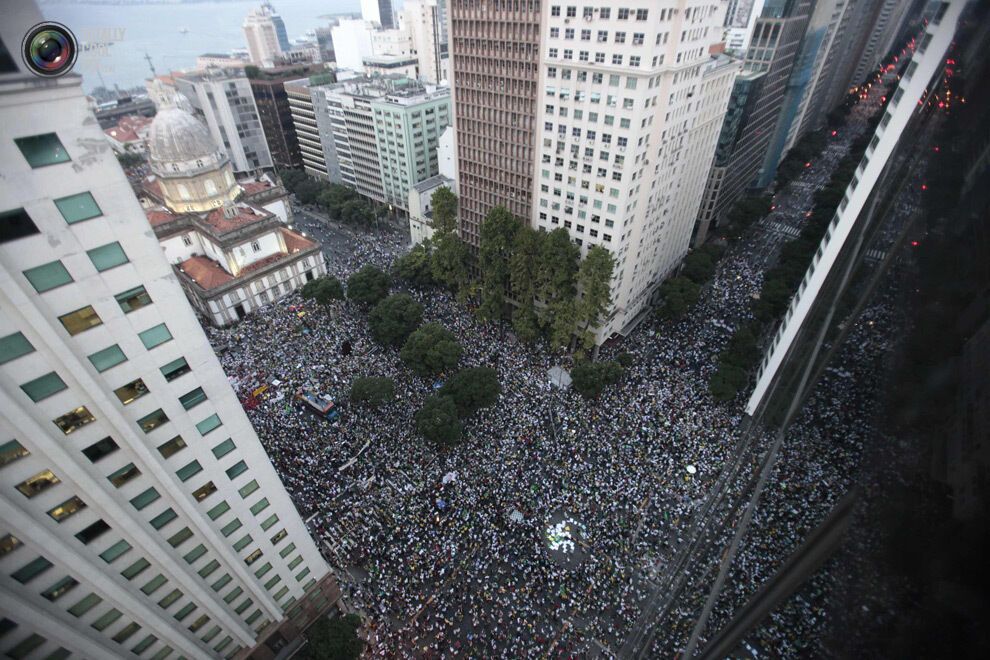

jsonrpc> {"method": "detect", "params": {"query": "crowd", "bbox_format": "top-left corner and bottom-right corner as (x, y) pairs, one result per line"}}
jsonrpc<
(200, 73), (910, 659)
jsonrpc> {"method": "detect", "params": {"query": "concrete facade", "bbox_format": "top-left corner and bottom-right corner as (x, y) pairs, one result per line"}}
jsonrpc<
(0, 5), (333, 657)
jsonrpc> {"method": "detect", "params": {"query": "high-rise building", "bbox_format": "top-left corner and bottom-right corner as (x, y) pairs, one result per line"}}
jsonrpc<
(284, 75), (336, 180)
(0, 3), (337, 657)
(315, 25), (337, 65)
(447, 0), (542, 248)
(170, 68), (274, 173)
(760, 0), (850, 184)
(371, 86), (452, 210)
(403, 0), (450, 83)
(247, 65), (326, 170)
(243, 4), (286, 68)
(449, 1), (738, 340)
(851, 0), (914, 84)
(694, 0), (812, 243)
(724, 0), (766, 54)
(362, 0), (396, 30)
(330, 19), (378, 72)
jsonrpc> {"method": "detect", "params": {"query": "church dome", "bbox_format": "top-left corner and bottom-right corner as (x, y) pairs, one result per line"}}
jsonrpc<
(148, 105), (221, 165)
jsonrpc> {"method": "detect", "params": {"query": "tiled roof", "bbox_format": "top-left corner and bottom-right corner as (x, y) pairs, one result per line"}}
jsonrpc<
(281, 228), (318, 253)
(145, 208), (176, 227)
(240, 180), (273, 195)
(178, 255), (234, 290)
(200, 204), (271, 234)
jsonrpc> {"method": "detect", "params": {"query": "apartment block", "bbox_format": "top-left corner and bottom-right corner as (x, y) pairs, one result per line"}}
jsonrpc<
(0, 6), (335, 659)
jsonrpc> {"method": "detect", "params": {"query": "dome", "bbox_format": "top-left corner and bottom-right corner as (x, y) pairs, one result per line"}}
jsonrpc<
(148, 105), (221, 165)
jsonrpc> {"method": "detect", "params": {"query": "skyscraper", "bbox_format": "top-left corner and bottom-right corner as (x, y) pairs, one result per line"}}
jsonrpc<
(0, 4), (336, 658)
(448, 0), (542, 248)
(171, 68), (274, 173)
(403, 0), (449, 84)
(449, 1), (738, 340)
(243, 4), (286, 68)
(362, 0), (397, 30)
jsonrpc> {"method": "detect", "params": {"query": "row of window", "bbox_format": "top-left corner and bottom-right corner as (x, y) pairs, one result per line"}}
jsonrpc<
(550, 6), (651, 21)
(547, 48), (644, 68)
(549, 28), (647, 46)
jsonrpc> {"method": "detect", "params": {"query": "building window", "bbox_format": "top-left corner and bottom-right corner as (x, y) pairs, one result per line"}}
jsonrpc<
(59, 306), (102, 336)
(233, 534), (253, 552)
(41, 576), (79, 601)
(11, 556), (53, 584)
(0, 332), (34, 365)
(137, 409), (169, 433)
(148, 507), (179, 530)
(179, 387), (207, 410)
(184, 544), (208, 564)
(130, 487), (160, 510)
(114, 378), (148, 405)
(249, 498), (270, 516)
(182, 234), (193, 246)
(53, 406), (95, 434)
(176, 460), (203, 482)
(75, 520), (110, 544)
(244, 549), (263, 566)
(115, 286), (152, 313)
(617, 8), (629, 19)
(87, 242), (129, 272)
(238, 480), (260, 498)
(207, 501), (230, 521)
(0, 439), (29, 467)
(0, 208), (40, 244)
(158, 588), (182, 608)
(121, 558), (150, 580)
(139, 323), (172, 350)
(68, 593), (103, 617)
(226, 460), (248, 480)
(20, 371), (67, 402)
(636, 8), (648, 20)
(196, 414), (222, 435)
(14, 133), (70, 168)
(167, 527), (193, 548)
(48, 496), (87, 522)
(192, 481), (217, 502)
(54, 192), (102, 225)
(88, 344), (127, 372)
(107, 463), (141, 488)
(99, 539), (132, 564)
(23, 260), (73, 293)
(157, 435), (187, 459)
(212, 438), (236, 459)
(82, 437), (118, 463)
(91, 608), (123, 631)
(221, 518), (242, 537)
(250, 241), (261, 252)
(160, 357), (190, 381)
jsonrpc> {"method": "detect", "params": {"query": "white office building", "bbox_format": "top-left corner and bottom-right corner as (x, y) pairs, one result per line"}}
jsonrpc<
(403, 0), (450, 83)
(531, 2), (739, 340)
(331, 19), (378, 73)
(242, 4), (286, 68)
(0, 4), (336, 658)
(170, 69), (274, 174)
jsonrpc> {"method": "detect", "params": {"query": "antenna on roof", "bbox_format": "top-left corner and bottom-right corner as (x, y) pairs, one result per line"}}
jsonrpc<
(144, 52), (157, 78)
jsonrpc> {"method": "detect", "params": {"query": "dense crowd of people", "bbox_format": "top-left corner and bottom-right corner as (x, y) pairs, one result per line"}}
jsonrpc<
(200, 74), (912, 658)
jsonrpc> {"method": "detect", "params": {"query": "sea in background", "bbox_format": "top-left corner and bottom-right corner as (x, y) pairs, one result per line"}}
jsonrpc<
(39, 0), (366, 92)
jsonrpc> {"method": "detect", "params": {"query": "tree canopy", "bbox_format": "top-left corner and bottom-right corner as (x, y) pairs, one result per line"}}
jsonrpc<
(400, 323), (463, 377)
(430, 186), (458, 235)
(415, 395), (462, 447)
(393, 242), (435, 288)
(478, 206), (522, 321)
(439, 367), (500, 417)
(346, 265), (390, 307)
(368, 294), (423, 347)
(574, 245), (615, 350)
(303, 613), (364, 660)
(657, 276), (700, 320)
(571, 361), (624, 399)
(349, 376), (395, 407)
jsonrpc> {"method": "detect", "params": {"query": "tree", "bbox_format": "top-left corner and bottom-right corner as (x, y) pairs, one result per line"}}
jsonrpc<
(548, 297), (578, 350)
(570, 361), (624, 399)
(313, 277), (344, 305)
(440, 367), (500, 417)
(349, 377), (395, 407)
(304, 613), (364, 660)
(115, 152), (144, 168)
(431, 231), (471, 296)
(430, 187), (458, 235)
(415, 395), (462, 447)
(400, 323), (463, 377)
(538, 228), (580, 303)
(393, 243), (435, 287)
(657, 276), (700, 320)
(368, 294), (423, 347)
(510, 226), (546, 342)
(616, 352), (634, 369)
(478, 206), (521, 321)
(682, 251), (716, 284)
(697, 242), (726, 262)
(709, 364), (747, 402)
(574, 245), (615, 350)
(346, 265), (390, 307)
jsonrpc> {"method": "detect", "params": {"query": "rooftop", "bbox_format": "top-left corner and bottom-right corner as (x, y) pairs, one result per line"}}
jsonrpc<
(201, 203), (272, 234)
(413, 174), (454, 194)
(177, 255), (234, 290)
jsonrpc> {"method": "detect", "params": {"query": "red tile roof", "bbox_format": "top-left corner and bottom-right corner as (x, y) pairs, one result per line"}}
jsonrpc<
(178, 256), (234, 290)
(145, 208), (176, 227)
(201, 204), (271, 234)
(240, 180), (274, 195)
(141, 176), (164, 201)
(281, 228), (317, 253)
